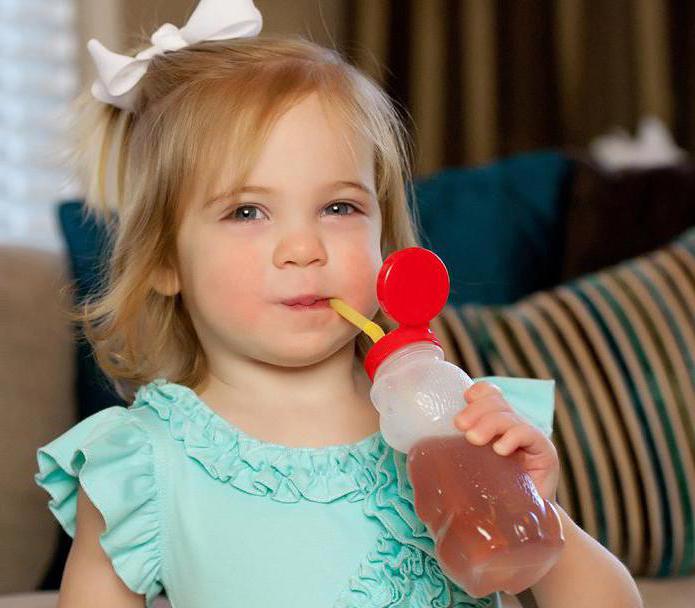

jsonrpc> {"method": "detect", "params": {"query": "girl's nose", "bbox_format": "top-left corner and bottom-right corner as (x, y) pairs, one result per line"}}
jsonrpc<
(274, 230), (328, 268)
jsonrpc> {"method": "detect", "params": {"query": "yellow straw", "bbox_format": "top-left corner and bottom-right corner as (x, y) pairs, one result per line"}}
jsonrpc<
(329, 298), (385, 343)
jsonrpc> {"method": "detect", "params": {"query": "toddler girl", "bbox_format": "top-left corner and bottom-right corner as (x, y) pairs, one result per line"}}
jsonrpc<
(35, 1), (643, 607)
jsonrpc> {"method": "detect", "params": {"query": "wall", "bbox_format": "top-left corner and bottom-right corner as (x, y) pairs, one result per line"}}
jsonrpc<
(76, 0), (345, 90)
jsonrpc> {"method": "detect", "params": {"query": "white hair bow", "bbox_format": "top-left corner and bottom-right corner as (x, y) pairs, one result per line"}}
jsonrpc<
(87, 0), (263, 112)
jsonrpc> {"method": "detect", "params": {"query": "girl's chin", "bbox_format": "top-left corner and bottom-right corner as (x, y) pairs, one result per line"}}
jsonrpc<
(260, 337), (351, 364)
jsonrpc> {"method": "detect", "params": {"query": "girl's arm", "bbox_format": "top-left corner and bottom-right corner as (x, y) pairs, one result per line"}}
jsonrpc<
(57, 487), (145, 608)
(529, 503), (644, 607)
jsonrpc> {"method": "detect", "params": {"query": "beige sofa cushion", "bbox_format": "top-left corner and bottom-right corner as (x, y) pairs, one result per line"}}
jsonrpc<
(0, 246), (77, 593)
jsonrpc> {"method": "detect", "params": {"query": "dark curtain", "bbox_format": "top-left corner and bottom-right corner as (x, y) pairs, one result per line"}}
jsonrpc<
(341, 0), (695, 177)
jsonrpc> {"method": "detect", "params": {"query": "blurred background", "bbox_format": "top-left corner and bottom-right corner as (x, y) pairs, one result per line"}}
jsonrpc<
(2, 0), (694, 248)
(2, 2), (695, 608)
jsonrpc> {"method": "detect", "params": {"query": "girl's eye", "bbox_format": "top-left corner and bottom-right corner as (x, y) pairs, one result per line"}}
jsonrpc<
(224, 205), (266, 222)
(223, 201), (359, 223)
(324, 201), (359, 217)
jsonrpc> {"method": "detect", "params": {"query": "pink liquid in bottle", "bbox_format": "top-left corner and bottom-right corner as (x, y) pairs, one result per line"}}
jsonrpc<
(407, 434), (564, 596)
(363, 247), (565, 598)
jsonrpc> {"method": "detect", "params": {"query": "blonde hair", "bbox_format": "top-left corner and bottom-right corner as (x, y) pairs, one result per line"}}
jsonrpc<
(64, 34), (424, 401)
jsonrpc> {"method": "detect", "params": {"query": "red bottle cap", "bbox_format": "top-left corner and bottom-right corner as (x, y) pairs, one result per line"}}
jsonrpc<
(364, 247), (450, 382)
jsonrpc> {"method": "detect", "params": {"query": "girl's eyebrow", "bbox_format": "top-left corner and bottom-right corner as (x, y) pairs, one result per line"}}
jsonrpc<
(203, 180), (376, 209)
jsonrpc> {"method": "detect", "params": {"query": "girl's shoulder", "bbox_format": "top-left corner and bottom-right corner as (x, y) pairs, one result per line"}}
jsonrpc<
(32, 377), (227, 605)
(33, 378), (183, 517)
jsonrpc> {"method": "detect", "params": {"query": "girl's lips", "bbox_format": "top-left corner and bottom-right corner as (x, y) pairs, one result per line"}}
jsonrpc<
(283, 298), (330, 310)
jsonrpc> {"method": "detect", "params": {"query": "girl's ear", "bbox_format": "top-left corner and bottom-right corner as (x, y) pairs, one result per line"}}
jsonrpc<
(150, 265), (181, 297)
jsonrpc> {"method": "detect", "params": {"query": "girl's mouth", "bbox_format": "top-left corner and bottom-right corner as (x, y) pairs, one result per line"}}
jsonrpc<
(283, 298), (330, 310)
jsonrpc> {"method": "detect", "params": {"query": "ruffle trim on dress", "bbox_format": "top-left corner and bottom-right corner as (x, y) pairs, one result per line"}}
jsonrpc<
(35, 407), (163, 607)
(132, 378), (387, 504)
(334, 447), (496, 607)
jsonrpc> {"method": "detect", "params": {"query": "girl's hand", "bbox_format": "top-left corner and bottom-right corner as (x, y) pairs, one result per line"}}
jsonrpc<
(453, 381), (560, 502)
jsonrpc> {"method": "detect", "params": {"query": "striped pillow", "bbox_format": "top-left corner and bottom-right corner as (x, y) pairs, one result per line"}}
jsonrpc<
(431, 227), (695, 578)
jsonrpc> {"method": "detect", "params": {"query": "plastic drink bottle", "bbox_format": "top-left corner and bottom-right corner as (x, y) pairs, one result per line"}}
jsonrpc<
(329, 247), (564, 597)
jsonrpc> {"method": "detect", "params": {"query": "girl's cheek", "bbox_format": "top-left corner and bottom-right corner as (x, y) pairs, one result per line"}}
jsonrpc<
(226, 295), (266, 329)
(339, 247), (381, 310)
(191, 249), (266, 321)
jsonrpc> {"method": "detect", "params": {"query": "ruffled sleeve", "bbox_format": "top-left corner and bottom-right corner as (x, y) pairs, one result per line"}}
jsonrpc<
(34, 406), (162, 606)
(475, 376), (556, 437)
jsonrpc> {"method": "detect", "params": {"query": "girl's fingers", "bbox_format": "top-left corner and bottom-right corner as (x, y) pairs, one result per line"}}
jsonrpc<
(463, 381), (502, 403)
(461, 411), (523, 446)
(492, 424), (548, 457)
(455, 393), (513, 431)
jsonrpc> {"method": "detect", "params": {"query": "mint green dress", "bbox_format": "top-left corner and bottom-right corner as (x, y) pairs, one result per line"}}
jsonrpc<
(35, 376), (555, 608)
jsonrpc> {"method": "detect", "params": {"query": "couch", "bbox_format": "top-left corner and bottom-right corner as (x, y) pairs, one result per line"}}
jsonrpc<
(2, 150), (695, 607)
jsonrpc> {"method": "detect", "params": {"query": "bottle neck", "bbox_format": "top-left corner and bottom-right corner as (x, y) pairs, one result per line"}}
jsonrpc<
(374, 341), (443, 380)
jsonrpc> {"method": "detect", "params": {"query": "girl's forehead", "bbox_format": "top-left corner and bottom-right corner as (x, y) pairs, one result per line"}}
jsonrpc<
(187, 94), (376, 210)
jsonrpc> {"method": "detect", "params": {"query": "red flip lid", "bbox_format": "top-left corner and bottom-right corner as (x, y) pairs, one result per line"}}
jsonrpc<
(364, 247), (450, 382)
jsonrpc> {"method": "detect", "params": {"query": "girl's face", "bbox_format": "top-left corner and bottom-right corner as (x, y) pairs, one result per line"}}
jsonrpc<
(172, 93), (383, 368)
